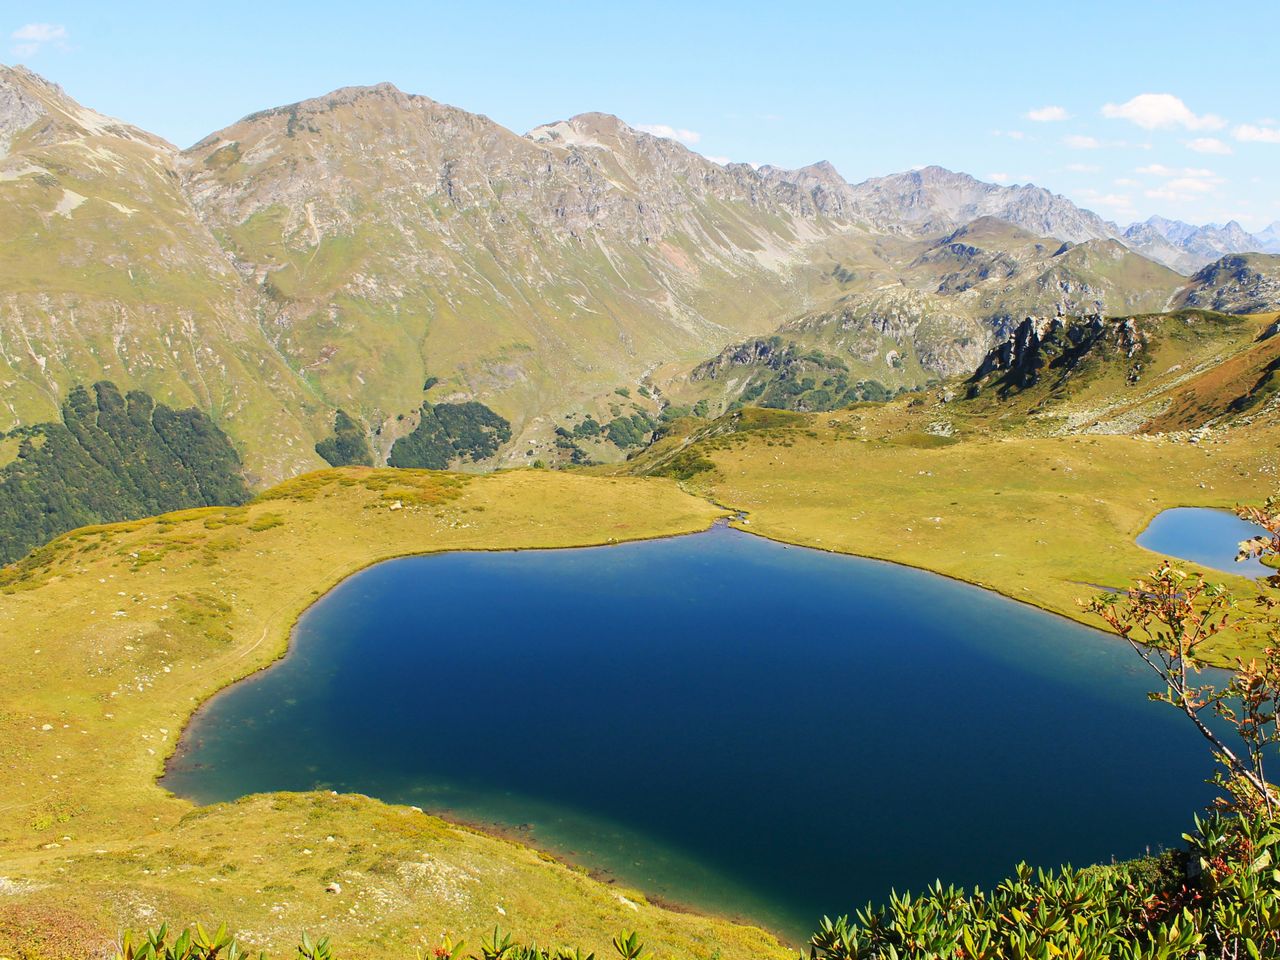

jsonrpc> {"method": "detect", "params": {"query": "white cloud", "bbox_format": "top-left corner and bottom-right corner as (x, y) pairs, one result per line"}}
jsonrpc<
(704, 155), (731, 165)
(1114, 178), (1140, 187)
(1027, 105), (1070, 123)
(9, 22), (68, 57)
(13, 22), (67, 42)
(988, 172), (1011, 184)
(635, 123), (701, 145)
(1076, 188), (1136, 215)
(1186, 137), (1232, 155)
(1137, 164), (1221, 181)
(1101, 93), (1225, 131)
(1234, 123), (1280, 144)
(1166, 177), (1216, 193)
(1064, 134), (1101, 150)
(1065, 162), (1101, 173)
(992, 129), (1027, 141)
(1145, 176), (1221, 202)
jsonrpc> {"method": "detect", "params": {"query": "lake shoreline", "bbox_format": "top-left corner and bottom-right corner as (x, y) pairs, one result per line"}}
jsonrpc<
(161, 517), (1222, 941)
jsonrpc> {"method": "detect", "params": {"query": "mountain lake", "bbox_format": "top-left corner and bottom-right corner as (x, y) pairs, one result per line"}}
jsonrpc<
(163, 524), (1223, 941)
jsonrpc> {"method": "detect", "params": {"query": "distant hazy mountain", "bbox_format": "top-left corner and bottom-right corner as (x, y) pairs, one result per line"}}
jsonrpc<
(1124, 216), (1272, 274)
(758, 163), (1122, 245)
(1257, 222), (1280, 254)
(844, 166), (1123, 244)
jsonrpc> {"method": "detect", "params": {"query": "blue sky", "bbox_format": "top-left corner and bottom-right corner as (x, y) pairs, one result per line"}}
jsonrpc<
(6, 0), (1280, 230)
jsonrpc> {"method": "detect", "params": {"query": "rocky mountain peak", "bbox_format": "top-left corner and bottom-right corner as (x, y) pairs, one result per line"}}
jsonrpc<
(1, 62), (170, 157)
(843, 166), (1119, 245)
(753, 160), (857, 218)
(0, 65), (48, 155)
(526, 111), (656, 155)
(1124, 217), (1273, 274)
(794, 160), (846, 185)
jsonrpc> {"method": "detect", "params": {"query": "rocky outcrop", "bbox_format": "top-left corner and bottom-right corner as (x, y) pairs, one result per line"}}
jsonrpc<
(690, 338), (792, 381)
(968, 314), (1145, 395)
(0, 66), (48, 156)
(1176, 254), (1280, 315)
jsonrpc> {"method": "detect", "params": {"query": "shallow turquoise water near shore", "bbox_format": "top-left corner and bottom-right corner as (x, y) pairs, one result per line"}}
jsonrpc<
(164, 525), (1220, 941)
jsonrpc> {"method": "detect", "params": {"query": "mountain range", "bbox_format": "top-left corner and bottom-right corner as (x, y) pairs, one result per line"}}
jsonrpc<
(1123, 215), (1280, 274)
(1, 63), (1277, 484)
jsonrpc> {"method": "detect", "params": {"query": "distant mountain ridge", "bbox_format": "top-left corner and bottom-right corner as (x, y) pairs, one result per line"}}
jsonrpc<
(0, 62), (1276, 488)
(754, 162), (1278, 276)
(1123, 216), (1275, 274)
(1257, 221), (1280, 253)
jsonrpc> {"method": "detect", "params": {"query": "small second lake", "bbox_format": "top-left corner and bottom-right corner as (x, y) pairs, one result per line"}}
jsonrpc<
(164, 525), (1221, 941)
(1138, 507), (1270, 579)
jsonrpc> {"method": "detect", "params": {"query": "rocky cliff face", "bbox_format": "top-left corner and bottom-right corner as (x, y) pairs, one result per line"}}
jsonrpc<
(968, 314), (1145, 396)
(0, 66), (49, 155)
(1176, 254), (1280, 314)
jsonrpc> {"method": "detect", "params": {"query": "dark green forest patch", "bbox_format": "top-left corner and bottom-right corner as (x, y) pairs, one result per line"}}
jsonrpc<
(388, 401), (512, 469)
(0, 382), (250, 564)
(315, 409), (374, 467)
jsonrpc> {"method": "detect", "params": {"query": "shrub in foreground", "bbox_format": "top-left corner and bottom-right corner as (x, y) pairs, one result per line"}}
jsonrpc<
(810, 811), (1280, 959)
(113, 925), (649, 960)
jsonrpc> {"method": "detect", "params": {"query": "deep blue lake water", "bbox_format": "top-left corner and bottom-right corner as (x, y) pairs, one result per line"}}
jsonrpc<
(1138, 507), (1269, 579)
(164, 525), (1221, 941)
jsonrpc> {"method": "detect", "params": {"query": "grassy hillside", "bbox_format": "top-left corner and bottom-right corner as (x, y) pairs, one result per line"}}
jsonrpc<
(0, 469), (800, 959)
(0, 67), (324, 484)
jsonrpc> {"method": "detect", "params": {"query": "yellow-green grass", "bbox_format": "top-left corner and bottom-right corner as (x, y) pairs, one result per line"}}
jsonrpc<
(0, 468), (797, 960)
(656, 407), (1279, 664)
